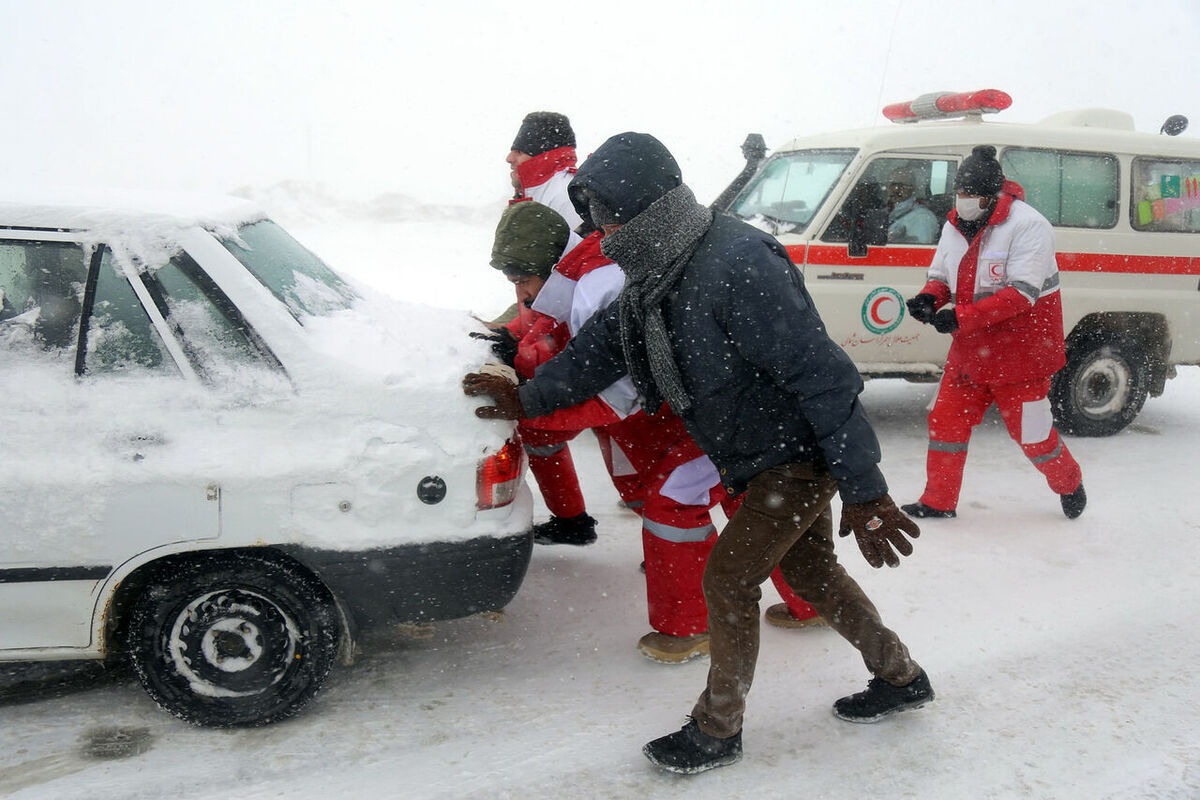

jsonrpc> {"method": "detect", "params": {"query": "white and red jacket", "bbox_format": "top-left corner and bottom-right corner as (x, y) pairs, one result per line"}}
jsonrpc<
(524, 232), (722, 509)
(513, 146), (584, 237)
(528, 232), (640, 425)
(923, 181), (1066, 384)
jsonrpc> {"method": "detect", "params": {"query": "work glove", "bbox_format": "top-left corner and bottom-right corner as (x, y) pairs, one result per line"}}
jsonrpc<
(468, 328), (518, 368)
(905, 293), (937, 324)
(838, 493), (920, 568)
(931, 307), (960, 334)
(462, 368), (525, 420)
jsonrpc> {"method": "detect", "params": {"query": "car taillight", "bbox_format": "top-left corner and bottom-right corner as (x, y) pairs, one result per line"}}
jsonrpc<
(477, 438), (524, 510)
(882, 89), (1012, 124)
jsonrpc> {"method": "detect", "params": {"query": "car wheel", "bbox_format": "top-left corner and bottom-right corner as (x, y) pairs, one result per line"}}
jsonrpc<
(126, 551), (338, 727)
(1050, 331), (1149, 437)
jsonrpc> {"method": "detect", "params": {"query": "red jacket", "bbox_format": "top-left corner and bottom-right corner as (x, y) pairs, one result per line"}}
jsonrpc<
(923, 181), (1066, 384)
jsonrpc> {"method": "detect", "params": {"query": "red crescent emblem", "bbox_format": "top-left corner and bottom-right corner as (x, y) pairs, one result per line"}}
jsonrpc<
(870, 296), (895, 326)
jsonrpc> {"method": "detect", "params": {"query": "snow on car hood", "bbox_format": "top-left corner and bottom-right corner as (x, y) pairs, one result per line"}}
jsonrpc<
(0, 284), (517, 558)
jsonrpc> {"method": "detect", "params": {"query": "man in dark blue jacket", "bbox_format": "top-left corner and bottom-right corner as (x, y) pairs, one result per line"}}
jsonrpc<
(464, 132), (932, 775)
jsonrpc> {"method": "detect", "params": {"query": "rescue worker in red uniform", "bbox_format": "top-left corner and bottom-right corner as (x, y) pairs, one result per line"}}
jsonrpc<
(484, 202), (597, 544)
(501, 111), (642, 510)
(903, 145), (1087, 520)
(507, 111), (584, 233)
(523, 225), (733, 663)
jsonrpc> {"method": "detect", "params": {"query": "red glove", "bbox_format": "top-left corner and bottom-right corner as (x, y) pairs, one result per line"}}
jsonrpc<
(838, 494), (920, 568)
(462, 372), (525, 420)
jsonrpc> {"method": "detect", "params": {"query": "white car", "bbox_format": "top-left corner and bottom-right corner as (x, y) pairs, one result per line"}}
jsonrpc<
(0, 189), (532, 727)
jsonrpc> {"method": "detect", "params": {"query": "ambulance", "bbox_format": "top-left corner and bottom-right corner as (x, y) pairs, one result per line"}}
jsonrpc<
(720, 90), (1200, 436)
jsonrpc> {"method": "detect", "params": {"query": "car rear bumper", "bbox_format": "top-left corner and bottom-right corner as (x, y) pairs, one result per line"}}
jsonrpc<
(279, 531), (534, 631)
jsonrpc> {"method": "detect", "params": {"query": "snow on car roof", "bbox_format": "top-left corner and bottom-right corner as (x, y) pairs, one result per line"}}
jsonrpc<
(0, 185), (268, 272)
(0, 185), (264, 231)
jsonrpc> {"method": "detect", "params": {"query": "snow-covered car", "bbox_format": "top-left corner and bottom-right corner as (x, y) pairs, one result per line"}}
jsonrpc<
(0, 189), (533, 727)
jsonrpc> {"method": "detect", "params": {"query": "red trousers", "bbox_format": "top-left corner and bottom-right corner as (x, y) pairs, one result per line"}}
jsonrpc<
(920, 374), (1083, 511)
(593, 427), (645, 508)
(517, 424), (586, 519)
(605, 413), (724, 637)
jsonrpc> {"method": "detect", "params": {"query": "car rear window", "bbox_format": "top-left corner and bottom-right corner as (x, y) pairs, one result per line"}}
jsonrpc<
(221, 220), (356, 321)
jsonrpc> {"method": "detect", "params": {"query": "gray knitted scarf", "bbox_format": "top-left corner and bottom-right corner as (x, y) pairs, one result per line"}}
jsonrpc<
(600, 185), (713, 415)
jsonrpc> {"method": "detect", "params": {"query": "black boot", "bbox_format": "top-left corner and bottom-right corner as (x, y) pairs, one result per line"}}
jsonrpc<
(834, 669), (934, 723)
(531, 513), (597, 546)
(642, 718), (742, 774)
(900, 501), (956, 519)
(1060, 483), (1086, 519)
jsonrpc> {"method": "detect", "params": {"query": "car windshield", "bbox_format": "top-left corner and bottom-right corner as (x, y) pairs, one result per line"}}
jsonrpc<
(729, 149), (857, 236)
(221, 220), (356, 322)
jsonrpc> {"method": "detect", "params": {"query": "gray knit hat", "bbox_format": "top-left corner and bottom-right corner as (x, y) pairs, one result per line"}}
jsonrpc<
(490, 202), (569, 279)
(511, 112), (576, 157)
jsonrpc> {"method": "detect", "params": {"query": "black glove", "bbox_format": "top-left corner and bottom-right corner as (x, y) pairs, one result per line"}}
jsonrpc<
(468, 329), (519, 368)
(905, 293), (937, 324)
(838, 494), (920, 568)
(462, 372), (525, 420)
(931, 308), (959, 334)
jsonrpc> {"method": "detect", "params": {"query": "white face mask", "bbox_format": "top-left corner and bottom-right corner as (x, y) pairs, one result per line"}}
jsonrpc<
(955, 196), (989, 221)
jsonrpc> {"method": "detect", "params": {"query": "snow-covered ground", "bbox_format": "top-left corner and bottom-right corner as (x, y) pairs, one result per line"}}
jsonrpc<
(2, 193), (1198, 799)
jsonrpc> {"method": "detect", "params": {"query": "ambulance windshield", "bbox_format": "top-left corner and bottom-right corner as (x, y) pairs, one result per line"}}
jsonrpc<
(729, 149), (856, 236)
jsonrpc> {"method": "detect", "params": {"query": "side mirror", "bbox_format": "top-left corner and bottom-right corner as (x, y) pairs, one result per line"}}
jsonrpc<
(1160, 114), (1189, 136)
(848, 208), (890, 257)
(712, 133), (769, 212)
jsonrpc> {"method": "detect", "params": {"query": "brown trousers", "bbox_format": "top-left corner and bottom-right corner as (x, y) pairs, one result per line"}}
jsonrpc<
(691, 463), (922, 738)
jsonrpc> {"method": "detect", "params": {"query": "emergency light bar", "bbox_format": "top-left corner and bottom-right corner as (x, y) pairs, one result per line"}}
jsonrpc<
(883, 90), (1013, 124)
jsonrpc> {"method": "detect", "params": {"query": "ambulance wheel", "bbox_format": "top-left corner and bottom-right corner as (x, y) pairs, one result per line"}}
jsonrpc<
(126, 551), (338, 727)
(1050, 331), (1149, 437)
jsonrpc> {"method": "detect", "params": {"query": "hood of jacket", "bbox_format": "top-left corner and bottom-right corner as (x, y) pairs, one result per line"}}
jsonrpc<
(567, 132), (682, 226)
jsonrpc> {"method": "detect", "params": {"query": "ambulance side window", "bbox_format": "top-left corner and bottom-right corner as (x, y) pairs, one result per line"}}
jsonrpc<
(1000, 148), (1118, 229)
(821, 157), (957, 245)
(1131, 158), (1200, 233)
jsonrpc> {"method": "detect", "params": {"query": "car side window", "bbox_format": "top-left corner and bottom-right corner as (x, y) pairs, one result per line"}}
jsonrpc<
(82, 248), (177, 374)
(821, 157), (957, 245)
(0, 240), (88, 356)
(143, 251), (282, 383)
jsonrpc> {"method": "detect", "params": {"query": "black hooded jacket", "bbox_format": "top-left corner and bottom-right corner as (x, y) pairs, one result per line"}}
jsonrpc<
(566, 132), (682, 225)
(521, 134), (887, 502)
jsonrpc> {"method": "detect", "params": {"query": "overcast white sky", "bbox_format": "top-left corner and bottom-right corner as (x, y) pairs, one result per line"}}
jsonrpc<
(4, 0), (1198, 205)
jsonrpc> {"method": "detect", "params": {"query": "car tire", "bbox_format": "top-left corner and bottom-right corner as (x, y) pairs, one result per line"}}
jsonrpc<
(126, 551), (338, 727)
(1050, 331), (1150, 437)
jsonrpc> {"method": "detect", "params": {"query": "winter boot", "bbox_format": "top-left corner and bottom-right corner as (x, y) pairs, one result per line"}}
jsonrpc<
(833, 669), (934, 723)
(1060, 483), (1086, 519)
(531, 513), (597, 546)
(642, 718), (742, 775)
(637, 631), (710, 664)
(764, 603), (828, 630)
(900, 501), (956, 519)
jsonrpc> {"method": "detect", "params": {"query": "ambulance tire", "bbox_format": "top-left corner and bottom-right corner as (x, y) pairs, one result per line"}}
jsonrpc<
(1050, 331), (1149, 437)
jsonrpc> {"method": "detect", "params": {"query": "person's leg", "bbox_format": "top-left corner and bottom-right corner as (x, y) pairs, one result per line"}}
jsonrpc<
(690, 464), (834, 738)
(638, 475), (728, 661)
(776, 506), (921, 685)
(519, 425), (586, 518)
(593, 427), (644, 510)
(918, 374), (992, 512)
(766, 570), (823, 625)
(992, 378), (1084, 495)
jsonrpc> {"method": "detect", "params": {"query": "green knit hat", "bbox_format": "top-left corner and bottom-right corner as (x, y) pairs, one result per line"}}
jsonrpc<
(490, 202), (569, 279)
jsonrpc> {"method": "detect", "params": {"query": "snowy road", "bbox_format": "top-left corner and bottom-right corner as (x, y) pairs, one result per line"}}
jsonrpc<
(3, 367), (1198, 799)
